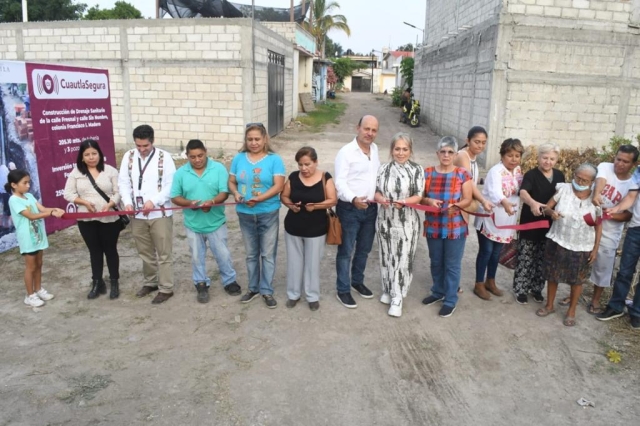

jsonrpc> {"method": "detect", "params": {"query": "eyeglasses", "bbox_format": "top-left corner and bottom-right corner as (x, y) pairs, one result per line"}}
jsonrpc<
(246, 122), (265, 129)
(438, 150), (455, 156)
(574, 175), (593, 185)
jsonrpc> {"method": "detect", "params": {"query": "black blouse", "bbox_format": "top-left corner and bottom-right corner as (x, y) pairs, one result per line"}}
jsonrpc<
(284, 171), (332, 238)
(518, 168), (565, 241)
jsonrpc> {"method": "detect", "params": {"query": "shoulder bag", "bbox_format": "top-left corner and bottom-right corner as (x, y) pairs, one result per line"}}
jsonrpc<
(321, 172), (342, 245)
(86, 172), (130, 230)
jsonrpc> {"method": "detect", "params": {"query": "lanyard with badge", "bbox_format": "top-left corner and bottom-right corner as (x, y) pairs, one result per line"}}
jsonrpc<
(136, 149), (156, 208)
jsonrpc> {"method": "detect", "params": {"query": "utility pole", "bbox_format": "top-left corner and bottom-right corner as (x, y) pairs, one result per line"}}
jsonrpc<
(156, 0), (159, 19)
(290, 0), (294, 22)
(22, 0), (28, 22)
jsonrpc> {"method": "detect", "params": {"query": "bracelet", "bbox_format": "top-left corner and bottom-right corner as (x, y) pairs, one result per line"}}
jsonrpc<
(50, 210), (53, 217)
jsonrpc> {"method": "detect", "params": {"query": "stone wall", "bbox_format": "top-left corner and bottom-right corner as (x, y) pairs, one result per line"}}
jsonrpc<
(0, 18), (294, 152)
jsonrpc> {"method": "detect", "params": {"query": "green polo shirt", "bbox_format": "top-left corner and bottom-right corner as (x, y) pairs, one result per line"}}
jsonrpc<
(171, 158), (229, 234)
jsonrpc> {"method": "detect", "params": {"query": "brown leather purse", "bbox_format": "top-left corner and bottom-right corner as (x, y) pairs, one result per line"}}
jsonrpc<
(321, 172), (342, 245)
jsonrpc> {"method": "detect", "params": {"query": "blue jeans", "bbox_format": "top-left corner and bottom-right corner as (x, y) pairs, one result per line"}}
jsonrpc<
(427, 237), (466, 307)
(335, 200), (377, 294)
(608, 226), (640, 318)
(476, 231), (504, 283)
(185, 225), (237, 287)
(237, 210), (279, 295)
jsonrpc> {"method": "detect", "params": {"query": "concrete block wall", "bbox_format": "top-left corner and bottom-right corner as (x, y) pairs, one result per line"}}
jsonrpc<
(0, 18), (294, 152)
(414, 20), (498, 163)
(425, 0), (501, 44)
(490, 12), (640, 164)
(507, 0), (632, 30)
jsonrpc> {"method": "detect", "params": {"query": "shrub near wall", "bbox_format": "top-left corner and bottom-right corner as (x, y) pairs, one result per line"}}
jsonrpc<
(521, 135), (640, 180)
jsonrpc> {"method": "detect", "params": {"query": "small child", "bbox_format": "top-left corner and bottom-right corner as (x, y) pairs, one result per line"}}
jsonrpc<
(5, 169), (64, 307)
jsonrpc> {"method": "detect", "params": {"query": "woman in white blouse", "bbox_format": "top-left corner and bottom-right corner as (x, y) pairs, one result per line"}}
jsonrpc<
(537, 164), (602, 327)
(474, 138), (524, 300)
(64, 139), (122, 300)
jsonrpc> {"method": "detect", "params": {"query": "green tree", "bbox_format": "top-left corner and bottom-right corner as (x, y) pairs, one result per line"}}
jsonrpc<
(0, 0), (87, 22)
(84, 1), (142, 20)
(324, 36), (344, 58)
(303, 0), (350, 58)
(396, 43), (414, 52)
(331, 57), (366, 83)
(400, 57), (414, 89)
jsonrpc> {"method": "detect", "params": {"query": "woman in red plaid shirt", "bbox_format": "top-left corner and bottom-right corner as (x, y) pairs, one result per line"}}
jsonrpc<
(420, 136), (474, 318)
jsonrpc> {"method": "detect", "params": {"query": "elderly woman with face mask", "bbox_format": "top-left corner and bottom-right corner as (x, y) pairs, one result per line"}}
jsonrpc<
(373, 132), (424, 318)
(537, 164), (602, 327)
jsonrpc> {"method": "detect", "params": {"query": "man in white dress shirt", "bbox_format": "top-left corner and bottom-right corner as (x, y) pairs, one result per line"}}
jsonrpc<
(119, 125), (176, 304)
(334, 115), (380, 308)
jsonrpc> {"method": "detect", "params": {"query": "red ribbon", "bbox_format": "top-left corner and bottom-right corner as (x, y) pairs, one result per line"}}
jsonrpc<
(61, 201), (242, 220)
(373, 201), (549, 231)
(583, 212), (610, 227)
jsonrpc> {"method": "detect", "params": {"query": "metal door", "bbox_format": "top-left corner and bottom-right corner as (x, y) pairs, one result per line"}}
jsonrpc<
(268, 51), (285, 137)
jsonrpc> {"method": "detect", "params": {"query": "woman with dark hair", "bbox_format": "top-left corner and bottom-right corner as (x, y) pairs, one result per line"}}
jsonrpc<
(453, 126), (494, 212)
(281, 146), (337, 311)
(229, 123), (286, 308)
(473, 138), (524, 300)
(64, 139), (122, 299)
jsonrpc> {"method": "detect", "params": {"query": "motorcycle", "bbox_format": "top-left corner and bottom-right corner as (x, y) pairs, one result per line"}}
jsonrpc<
(402, 98), (421, 128)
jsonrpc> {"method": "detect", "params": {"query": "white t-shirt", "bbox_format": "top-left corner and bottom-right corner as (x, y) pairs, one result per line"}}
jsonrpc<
(596, 163), (638, 247)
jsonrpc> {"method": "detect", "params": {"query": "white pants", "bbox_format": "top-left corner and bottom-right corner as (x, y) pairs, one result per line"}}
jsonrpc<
(590, 245), (617, 287)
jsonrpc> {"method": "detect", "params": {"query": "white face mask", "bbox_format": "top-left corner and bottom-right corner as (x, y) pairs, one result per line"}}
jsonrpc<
(572, 179), (590, 192)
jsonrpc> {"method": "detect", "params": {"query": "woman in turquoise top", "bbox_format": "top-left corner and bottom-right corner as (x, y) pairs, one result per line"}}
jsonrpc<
(6, 170), (64, 307)
(229, 123), (285, 308)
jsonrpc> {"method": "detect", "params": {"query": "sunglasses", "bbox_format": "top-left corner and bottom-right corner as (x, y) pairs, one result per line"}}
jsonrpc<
(246, 122), (265, 129)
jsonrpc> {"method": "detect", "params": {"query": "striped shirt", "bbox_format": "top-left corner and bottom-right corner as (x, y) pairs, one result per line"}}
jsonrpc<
(423, 167), (471, 239)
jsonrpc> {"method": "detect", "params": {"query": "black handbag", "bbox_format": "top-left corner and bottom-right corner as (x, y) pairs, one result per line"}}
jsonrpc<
(85, 172), (129, 230)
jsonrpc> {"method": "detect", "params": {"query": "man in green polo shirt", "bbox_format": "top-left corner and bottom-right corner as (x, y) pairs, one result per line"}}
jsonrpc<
(170, 139), (241, 303)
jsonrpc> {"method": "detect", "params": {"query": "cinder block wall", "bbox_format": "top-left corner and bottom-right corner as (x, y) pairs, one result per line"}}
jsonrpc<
(413, 20), (498, 164)
(415, 0), (640, 167)
(494, 0), (639, 165)
(0, 18), (294, 152)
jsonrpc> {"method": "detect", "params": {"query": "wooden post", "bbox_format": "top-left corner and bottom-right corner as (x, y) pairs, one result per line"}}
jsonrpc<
(156, 0), (160, 19)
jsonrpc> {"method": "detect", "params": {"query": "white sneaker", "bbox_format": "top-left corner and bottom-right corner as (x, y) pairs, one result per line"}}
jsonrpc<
(380, 293), (391, 305)
(24, 294), (45, 307)
(388, 297), (402, 317)
(36, 288), (54, 301)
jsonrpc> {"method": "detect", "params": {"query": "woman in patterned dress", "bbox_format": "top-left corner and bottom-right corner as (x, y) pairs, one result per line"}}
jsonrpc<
(473, 138), (524, 300)
(373, 133), (424, 317)
(537, 164), (601, 326)
(420, 136), (474, 318)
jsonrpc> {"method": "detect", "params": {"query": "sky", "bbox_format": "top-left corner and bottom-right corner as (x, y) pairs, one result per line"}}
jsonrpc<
(91, 0), (426, 53)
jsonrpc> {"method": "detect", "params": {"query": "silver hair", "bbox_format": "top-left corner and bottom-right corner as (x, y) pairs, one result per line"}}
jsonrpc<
(389, 132), (413, 157)
(537, 143), (560, 157)
(437, 136), (458, 152)
(574, 163), (597, 179)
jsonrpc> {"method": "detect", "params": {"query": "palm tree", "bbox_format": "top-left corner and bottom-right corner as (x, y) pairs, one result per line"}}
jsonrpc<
(303, 0), (350, 58)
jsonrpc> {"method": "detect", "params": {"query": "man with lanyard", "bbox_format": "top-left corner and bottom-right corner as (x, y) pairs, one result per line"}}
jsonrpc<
(170, 139), (241, 303)
(119, 124), (176, 304)
(334, 115), (380, 308)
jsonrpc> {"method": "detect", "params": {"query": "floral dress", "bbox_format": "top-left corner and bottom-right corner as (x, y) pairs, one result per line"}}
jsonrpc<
(376, 161), (424, 298)
(474, 162), (523, 243)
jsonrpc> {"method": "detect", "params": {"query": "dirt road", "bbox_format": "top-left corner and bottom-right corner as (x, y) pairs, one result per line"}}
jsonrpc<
(0, 93), (637, 425)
